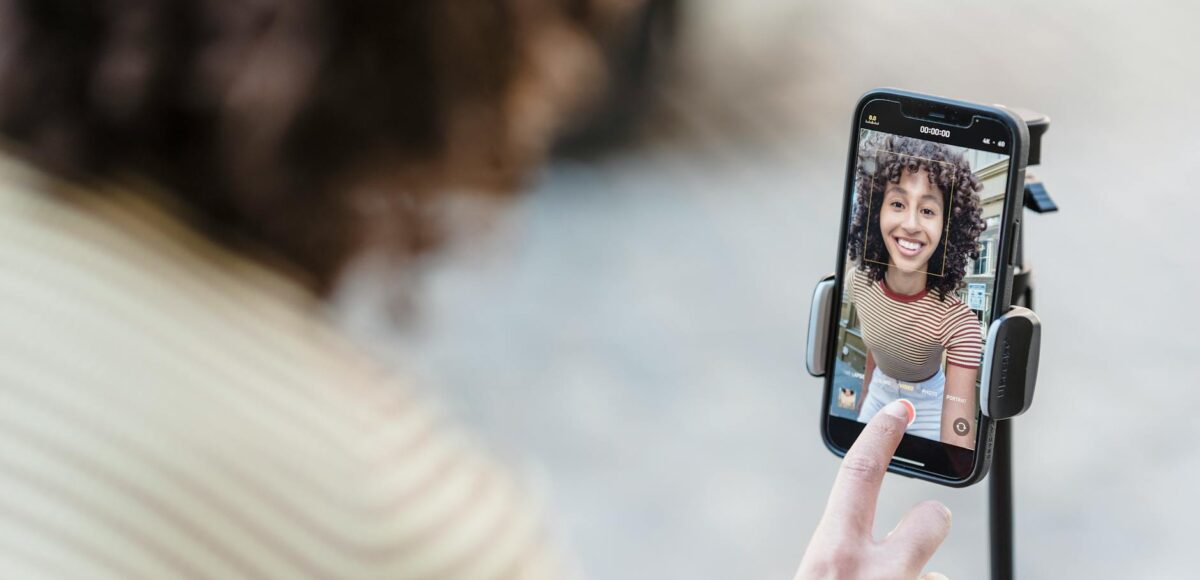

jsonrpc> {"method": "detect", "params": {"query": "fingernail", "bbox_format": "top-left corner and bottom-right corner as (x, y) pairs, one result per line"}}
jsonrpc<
(940, 503), (953, 523)
(883, 399), (915, 426)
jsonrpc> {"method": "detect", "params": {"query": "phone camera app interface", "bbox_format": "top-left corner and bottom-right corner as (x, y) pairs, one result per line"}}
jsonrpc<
(830, 116), (1011, 451)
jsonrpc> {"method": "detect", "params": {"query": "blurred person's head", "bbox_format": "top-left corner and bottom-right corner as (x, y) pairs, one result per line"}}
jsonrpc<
(0, 0), (604, 292)
(847, 134), (986, 299)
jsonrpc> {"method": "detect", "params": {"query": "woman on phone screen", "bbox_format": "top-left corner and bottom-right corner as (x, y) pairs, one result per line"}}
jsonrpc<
(848, 133), (987, 449)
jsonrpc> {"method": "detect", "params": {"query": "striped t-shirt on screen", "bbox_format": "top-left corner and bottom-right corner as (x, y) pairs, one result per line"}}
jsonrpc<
(849, 267), (984, 382)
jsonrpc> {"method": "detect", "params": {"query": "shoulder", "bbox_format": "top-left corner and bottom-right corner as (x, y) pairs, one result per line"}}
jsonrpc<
(848, 265), (871, 291)
(0, 161), (563, 578)
(936, 294), (983, 334)
(936, 291), (969, 311)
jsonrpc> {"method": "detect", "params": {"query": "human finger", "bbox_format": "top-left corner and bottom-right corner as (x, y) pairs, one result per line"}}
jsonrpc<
(822, 399), (912, 535)
(920, 573), (949, 580)
(886, 500), (953, 572)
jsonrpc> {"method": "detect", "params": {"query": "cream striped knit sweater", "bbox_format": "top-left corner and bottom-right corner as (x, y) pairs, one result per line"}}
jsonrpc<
(0, 155), (563, 580)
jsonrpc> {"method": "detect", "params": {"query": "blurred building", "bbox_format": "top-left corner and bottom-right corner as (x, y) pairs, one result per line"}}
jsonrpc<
(959, 155), (1011, 326)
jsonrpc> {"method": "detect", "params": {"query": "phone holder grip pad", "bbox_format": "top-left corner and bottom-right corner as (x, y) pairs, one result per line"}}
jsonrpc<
(806, 275), (836, 377)
(979, 307), (1040, 420)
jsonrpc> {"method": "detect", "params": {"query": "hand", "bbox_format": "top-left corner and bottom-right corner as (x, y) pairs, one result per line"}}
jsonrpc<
(794, 400), (952, 580)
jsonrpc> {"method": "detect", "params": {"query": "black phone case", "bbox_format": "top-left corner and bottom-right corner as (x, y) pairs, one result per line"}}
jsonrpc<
(819, 88), (1030, 487)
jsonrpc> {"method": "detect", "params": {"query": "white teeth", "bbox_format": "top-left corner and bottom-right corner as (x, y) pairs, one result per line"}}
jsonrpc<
(897, 238), (922, 251)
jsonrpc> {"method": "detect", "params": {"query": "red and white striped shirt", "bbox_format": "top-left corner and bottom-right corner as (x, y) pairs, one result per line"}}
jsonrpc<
(849, 267), (984, 382)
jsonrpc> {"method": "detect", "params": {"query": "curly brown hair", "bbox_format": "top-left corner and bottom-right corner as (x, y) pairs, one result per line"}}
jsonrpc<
(0, 0), (605, 292)
(847, 131), (986, 300)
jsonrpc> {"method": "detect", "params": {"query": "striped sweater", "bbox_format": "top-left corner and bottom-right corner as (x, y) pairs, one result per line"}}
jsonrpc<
(0, 154), (566, 579)
(849, 267), (984, 382)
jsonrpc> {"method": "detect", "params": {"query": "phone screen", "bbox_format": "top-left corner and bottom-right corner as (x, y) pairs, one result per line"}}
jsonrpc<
(825, 96), (1017, 480)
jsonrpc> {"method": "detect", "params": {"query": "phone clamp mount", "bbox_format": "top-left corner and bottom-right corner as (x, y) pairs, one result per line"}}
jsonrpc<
(805, 109), (1055, 580)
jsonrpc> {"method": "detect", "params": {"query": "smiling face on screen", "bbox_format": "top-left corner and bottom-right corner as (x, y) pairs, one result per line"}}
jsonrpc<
(878, 168), (945, 275)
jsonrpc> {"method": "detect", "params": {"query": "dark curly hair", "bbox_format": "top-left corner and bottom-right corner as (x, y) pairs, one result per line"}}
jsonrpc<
(0, 0), (604, 292)
(847, 131), (986, 300)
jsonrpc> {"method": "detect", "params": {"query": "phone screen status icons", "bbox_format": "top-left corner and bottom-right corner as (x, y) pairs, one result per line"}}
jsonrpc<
(982, 138), (1006, 149)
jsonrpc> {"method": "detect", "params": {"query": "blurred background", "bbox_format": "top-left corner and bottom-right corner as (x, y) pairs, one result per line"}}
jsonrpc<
(338, 1), (1200, 578)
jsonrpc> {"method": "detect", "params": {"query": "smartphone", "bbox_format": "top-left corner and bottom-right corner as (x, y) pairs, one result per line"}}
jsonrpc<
(820, 88), (1028, 486)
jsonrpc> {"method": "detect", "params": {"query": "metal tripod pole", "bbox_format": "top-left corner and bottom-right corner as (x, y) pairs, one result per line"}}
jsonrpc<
(990, 413), (1014, 580)
(991, 197), (1041, 580)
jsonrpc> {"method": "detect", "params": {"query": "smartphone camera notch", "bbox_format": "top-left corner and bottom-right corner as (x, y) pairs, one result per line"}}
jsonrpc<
(927, 107), (965, 125)
(900, 99), (969, 127)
